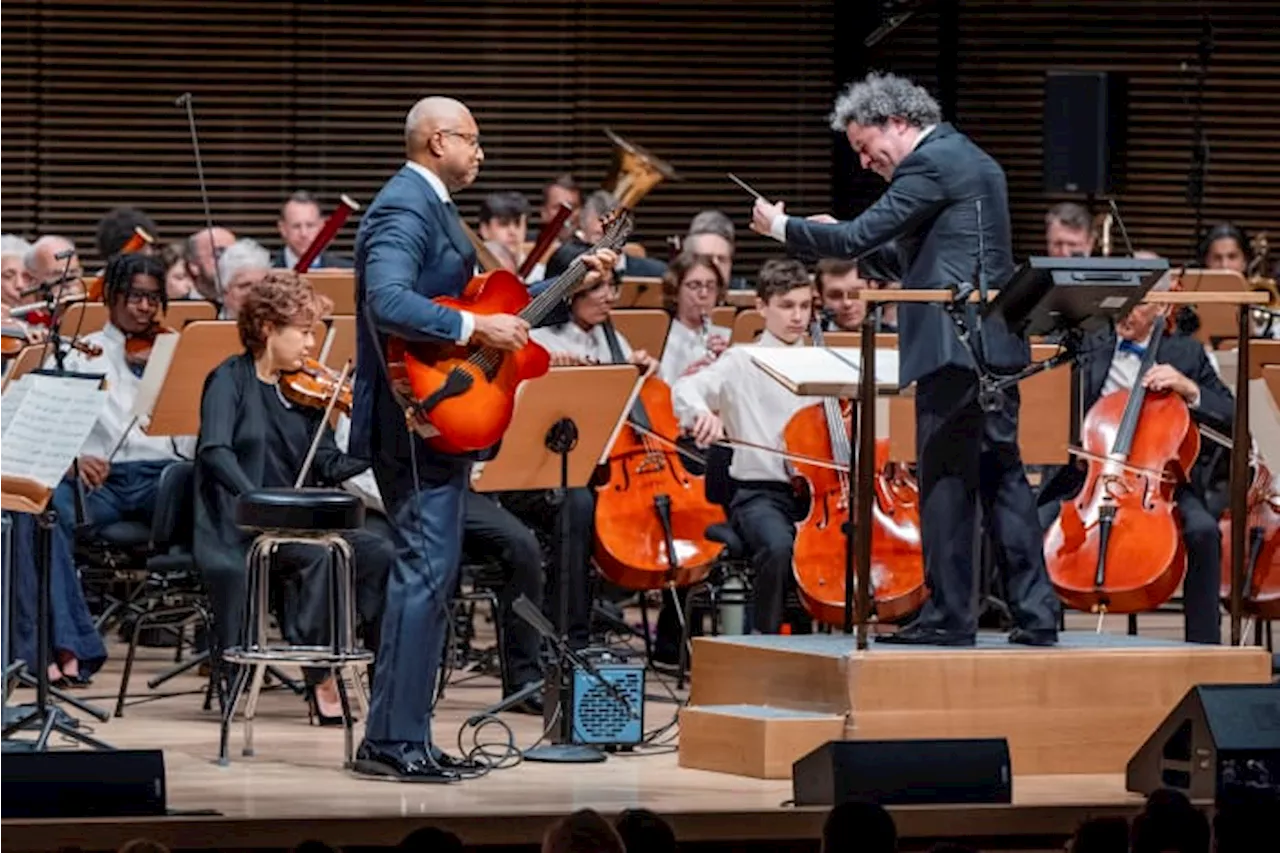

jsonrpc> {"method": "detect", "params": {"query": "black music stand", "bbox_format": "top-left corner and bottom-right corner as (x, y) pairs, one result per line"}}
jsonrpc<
(470, 366), (642, 762)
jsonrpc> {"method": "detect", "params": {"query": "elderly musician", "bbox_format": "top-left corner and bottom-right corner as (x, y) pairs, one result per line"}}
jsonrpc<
(752, 71), (1060, 646)
(194, 272), (391, 725)
(349, 95), (615, 782)
(1036, 282), (1233, 645)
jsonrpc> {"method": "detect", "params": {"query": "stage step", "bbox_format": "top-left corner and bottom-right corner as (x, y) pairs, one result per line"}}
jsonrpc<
(678, 631), (1271, 777)
(678, 704), (846, 779)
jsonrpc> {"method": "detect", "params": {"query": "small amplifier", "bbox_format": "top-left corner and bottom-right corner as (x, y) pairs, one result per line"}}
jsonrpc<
(545, 657), (645, 749)
(2, 749), (167, 817)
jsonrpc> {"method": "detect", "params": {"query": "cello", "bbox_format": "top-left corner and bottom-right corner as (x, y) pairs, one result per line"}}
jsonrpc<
(784, 318), (926, 625)
(1219, 456), (1280, 620)
(1045, 317), (1196, 614)
(593, 323), (726, 590)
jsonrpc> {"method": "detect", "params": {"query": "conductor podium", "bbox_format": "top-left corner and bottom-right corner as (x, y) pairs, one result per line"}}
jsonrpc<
(677, 258), (1274, 781)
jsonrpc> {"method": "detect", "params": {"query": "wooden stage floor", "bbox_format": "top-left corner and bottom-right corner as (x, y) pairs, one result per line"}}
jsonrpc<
(2, 613), (1226, 852)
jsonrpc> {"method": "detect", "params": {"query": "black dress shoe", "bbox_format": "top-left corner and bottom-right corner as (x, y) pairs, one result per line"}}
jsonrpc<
(429, 748), (484, 773)
(1008, 628), (1058, 647)
(876, 626), (975, 646)
(352, 741), (459, 783)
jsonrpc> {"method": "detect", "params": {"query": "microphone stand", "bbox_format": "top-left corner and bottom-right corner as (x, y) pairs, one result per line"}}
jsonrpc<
(175, 93), (224, 299)
(1184, 16), (1213, 265)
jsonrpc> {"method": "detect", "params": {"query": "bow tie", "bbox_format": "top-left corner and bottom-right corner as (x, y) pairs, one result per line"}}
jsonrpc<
(1118, 339), (1146, 358)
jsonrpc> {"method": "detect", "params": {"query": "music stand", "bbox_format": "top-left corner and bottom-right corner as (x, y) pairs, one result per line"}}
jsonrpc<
(471, 365), (643, 763)
(2, 373), (112, 750)
(985, 256), (1167, 338)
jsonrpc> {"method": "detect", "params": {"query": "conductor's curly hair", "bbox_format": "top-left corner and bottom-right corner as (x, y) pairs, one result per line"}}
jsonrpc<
(237, 271), (333, 355)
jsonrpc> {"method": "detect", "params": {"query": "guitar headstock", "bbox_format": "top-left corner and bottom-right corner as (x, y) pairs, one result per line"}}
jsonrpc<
(597, 209), (635, 253)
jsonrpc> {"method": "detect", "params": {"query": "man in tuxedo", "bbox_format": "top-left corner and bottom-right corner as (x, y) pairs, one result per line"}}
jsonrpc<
(1036, 293), (1233, 644)
(752, 71), (1059, 646)
(272, 191), (352, 269)
(350, 95), (613, 781)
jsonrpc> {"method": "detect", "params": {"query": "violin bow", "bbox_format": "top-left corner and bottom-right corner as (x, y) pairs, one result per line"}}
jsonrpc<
(628, 421), (850, 474)
(294, 360), (353, 489)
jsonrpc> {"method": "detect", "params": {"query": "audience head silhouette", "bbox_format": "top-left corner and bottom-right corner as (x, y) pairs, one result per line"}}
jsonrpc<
(398, 826), (464, 852)
(1130, 789), (1210, 853)
(1068, 816), (1129, 853)
(542, 809), (625, 853)
(822, 800), (897, 853)
(614, 809), (676, 853)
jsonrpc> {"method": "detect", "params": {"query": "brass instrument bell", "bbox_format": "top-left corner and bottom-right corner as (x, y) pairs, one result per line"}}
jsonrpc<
(603, 127), (678, 211)
(1247, 232), (1279, 335)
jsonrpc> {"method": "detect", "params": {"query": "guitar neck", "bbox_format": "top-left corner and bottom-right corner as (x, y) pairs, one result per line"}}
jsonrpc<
(519, 214), (633, 327)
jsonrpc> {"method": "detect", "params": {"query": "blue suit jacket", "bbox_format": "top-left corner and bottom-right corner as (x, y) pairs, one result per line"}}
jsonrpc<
(783, 123), (1029, 388)
(350, 165), (477, 460)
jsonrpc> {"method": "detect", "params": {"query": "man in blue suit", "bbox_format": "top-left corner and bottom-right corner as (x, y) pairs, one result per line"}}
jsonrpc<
(350, 96), (614, 781)
(751, 72), (1060, 647)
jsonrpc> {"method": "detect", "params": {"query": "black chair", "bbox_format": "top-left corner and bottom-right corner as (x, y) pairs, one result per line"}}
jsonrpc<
(113, 461), (218, 717)
(437, 556), (508, 702)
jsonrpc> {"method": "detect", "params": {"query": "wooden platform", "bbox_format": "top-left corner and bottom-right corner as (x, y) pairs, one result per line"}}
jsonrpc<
(1, 620), (1265, 851)
(681, 631), (1272, 778)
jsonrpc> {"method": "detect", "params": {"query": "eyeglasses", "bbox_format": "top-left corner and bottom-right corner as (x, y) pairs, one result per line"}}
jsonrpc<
(124, 289), (162, 306)
(682, 279), (718, 294)
(439, 129), (482, 149)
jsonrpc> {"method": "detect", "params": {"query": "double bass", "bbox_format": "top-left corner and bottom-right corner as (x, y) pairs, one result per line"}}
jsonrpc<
(593, 331), (725, 590)
(784, 319), (927, 625)
(1045, 318), (1196, 614)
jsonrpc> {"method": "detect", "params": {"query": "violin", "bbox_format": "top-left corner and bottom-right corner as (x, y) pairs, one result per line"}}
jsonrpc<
(2, 325), (26, 358)
(593, 367), (726, 591)
(281, 357), (354, 415)
(1219, 459), (1280, 619)
(124, 323), (179, 372)
(784, 319), (927, 625)
(1045, 318), (1195, 614)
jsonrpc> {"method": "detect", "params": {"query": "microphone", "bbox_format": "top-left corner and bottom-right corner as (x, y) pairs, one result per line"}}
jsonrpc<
(174, 92), (192, 108)
(18, 271), (79, 298)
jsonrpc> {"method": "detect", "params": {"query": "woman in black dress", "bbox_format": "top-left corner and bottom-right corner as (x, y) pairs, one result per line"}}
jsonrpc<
(194, 271), (391, 724)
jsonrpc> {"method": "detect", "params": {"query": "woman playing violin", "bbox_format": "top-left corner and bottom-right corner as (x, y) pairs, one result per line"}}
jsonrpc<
(657, 250), (730, 384)
(193, 271), (392, 724)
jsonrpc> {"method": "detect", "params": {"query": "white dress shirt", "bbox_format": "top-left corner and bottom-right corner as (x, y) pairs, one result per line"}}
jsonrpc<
(403, 160), (475, 345)
(768, 123), (938, 243)
(1102, 330), (1201, 409)
(531, 321), (633, 364)
(56, 323), (195, 463)
(657, 318), (731, 385)
(672, 330), (820, 483)
(334, 412), (384, 514)
(282, 246), (300, 270)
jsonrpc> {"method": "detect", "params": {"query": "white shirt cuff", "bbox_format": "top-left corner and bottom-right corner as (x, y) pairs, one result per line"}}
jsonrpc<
(769, 214), (788, 243)
(1188, 387), (1201, 410)
(457, 310), (475, 345)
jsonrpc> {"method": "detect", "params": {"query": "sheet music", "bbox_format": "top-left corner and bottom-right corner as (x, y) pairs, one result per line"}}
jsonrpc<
(1, 374), (108, 488)
(1, 376), (32, 438)
(743, 345), (900, 397)
(130, 332), (180, 423)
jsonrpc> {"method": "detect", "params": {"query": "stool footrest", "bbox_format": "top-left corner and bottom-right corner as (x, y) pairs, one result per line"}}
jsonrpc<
(222, 646), (374, 666)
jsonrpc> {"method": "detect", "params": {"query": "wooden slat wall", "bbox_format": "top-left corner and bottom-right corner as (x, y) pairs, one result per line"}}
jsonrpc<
(0, 0), (835, 275)
(868, 0), (1279, 264)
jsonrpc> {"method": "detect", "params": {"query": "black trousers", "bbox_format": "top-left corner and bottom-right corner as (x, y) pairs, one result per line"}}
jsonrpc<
(204, 525), (392, 686)
(914, 367), (1060, 635)
(498, 487), (595, 650)
(1038, 489), (1223, 644)
(462, 491), (545, 690)
(729, 485), (800, 634)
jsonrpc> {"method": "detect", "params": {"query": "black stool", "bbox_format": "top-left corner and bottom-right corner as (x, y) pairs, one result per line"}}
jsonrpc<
(218, 489), (373, 768)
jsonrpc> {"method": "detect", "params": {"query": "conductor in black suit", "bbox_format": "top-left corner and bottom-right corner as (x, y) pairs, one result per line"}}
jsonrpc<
(1037, 290), (1233, 645)
(752, 72), (1060, 646)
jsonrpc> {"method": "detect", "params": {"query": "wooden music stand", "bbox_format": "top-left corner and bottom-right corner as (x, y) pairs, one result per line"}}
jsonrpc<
(305, 269), (356, 315)
(710, 305), (737, 329)
(859, 287), (1266, 646)
(2, 373), (112, 750)
(1179, 269), (1249, 344)
(609, 309), (671, 361)
(471, 365), (642, 494)
(57, 301), (108, 336)
(144, 321), (242, 436)
(616, 276), (664, 309)
(730, 311), (765, 343)
(2, 345), (47, 390)
(161, 300), (217, 328)
(724, 289), (756, 309)
(469, 365), (642, 764)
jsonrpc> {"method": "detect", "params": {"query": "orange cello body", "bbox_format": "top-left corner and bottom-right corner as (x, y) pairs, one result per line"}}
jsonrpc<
(388, 269), (551, 455)
(593, 376), (726, 591)
(1045, 389), (1199, 614)
(784, 402), (927, 625)
(1219, 462), (1280, 619)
